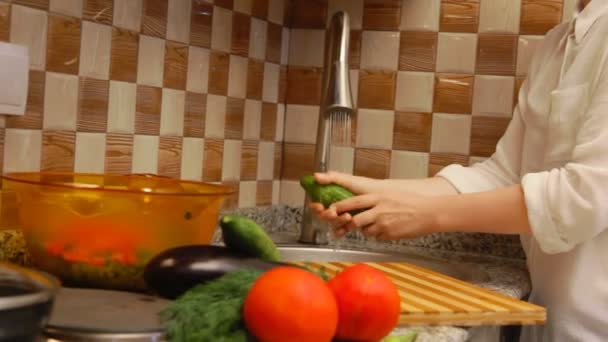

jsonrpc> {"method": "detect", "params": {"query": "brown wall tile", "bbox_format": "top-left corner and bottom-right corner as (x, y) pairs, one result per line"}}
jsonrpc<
(399, 31), (438, 72)
(241, 140), (258, 180)
(0, 3), (9, 42)
(215, 0), (234, 10)
(363, 0), (401, 30)
(433, 73), (474, 114)
(260, 102), (277, 141)
(41, 130), (75, 172)
(222, 180), (239, 210)
(47, 14), (81, 74)
(440, 0), (480, 33)
(256, 180), (272, 206)
(354, 148), (391, 179)
(247, 59), (264, 100)
(203, 138), (224, 182)
(225, 97), (244, 139)
(158, 136), (182, 178)
(282, 142), (315, 180)
(428, 152), (468, 176)
(266, 22), (282, 64)
(252, 0), (269, 20)
(231, 12), (250, 57)
(184, 92), (206, 138)
(349, 30), (362, 69)
(286, 66), (322, 105)
(520, 0), (563, 35)
(163, 41), (188, 89)
(358, 70), (397, 110)
(142, 0), (168, 38)
(78, 77), (109, 132)
(470, 116), (510, 157)
(0, 129), (4, 176)
(6, 70), (44, 129)
(190, 1), (212, 48)
(393, 112), (432, 152)
(135, 85), (162, 135)
(476, 34), (518, 76)
(110, 28), (139, 82)
(273, 143), (282, 179)
(208, 51), (230, 95)
(105, 133), (133, 174)
(13, 0), (49, 10)
(290, 0), (327, 29)
(83, 0), (113, 25)
(278, 65), (287, 103)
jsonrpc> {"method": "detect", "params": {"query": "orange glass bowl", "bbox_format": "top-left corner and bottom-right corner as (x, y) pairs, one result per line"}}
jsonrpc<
(2, 172), (233, 292)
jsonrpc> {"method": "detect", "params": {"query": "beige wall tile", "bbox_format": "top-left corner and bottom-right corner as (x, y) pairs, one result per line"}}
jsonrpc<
(284, 105), (319, 144)
(167, 0), (191, 43)
(4, 128), (42, 173)
(329, 146), (354, 174)
(275, 103), (285, 141)
(395, 71), (435, 112)
(180, 137), (204, 181)
(132, 134), (159, 174)
(249, 17), (267, 60)
(280, 180), (305, 206)
(356, 109), (395, 149)
(516, 35), (544, 76)
(10, 5), (47, 70)
(280, 28), (289, 65)
(74, 132), (105, 173)
(205, 94), (226, 138)
(360, 31), (400, 70)
(113, 0), (142, 32)
(50, 0), (83, 17)
(137, 35), (165, 87)
(243, 99), (262, 139)
(328, 0), (363, 29)
(228, 55), (248, 99)
(562, 0), (577, 22)
(349, 70), (359, 105)
(400, 0), (440, 31)
(221, 139), (242, 181)
(107, 81), (136, 133)
(479, 0), (521, 33)
(272, 179), (280, 204)
(238, 180), (257, 208)
(187, 46), (210, 94)
(288, 29), (325, 67)
(268, 0), (285, 25)
(436, 33), (478, 74)
(80, 21), (112, 79)
(389, 150), (429, 179)
(160, 88), (185, 136)
(472, 75), (515, 117)
(257, 141), (274, 180)
(43, 72), (79, 130)
(211, 6), (233, 53)
(234, 0), (252, 14)
(431, 113), (472, 154)
(262, 62), (279, 103)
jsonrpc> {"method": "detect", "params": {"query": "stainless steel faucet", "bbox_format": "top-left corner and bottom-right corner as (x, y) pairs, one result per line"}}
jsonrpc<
(299, 11), (354, 244)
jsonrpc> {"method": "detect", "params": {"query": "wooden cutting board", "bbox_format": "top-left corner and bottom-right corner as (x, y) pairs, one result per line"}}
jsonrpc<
(294, 261), (546, 327)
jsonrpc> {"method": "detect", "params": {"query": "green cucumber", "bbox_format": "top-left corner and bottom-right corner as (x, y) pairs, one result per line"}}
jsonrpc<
(219, 215), (281, 262)
(300, 175), (363, 216)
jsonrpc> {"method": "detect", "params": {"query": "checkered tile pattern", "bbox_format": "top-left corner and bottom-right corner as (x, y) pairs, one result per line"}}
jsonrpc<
(279, 0), (576, 206)
(0, 0), (288, 209)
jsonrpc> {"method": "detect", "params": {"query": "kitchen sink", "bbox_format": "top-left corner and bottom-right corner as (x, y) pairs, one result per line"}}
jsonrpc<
(277, 245), (490, 283)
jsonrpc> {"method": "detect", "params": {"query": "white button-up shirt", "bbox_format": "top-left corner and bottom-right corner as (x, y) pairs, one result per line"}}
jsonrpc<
(437, 1), (608, 341)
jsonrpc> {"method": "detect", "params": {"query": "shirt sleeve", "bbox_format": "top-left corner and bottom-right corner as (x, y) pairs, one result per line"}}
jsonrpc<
(436, 81), (527, 193)
(521, 62), (608, 254)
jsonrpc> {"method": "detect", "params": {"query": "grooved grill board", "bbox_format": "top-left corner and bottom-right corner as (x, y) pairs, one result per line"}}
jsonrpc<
(294, 261), (546, 327)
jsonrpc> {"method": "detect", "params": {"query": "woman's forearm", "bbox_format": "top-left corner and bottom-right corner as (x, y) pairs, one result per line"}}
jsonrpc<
(432, 185), (532, 235)
(381, 177), (459, 196)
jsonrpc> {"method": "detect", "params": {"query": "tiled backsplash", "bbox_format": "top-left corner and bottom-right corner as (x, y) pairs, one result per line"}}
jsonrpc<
(278, 0), (577, 206)
(0, 0), (289, 210)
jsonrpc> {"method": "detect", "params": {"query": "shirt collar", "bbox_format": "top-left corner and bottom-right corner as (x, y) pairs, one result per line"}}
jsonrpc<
(574, 0), (608, 43)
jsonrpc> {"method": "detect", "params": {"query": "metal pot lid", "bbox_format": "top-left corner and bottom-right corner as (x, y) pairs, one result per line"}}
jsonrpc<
(44, 288), (170, 341)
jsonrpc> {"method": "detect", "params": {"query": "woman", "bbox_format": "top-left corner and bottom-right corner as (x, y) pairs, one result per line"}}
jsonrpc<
(311, 0), (608, 341)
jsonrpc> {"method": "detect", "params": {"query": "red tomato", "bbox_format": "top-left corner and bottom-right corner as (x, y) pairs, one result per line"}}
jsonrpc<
(328, 264), (401, 341)
(243, 267), (338, 342)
